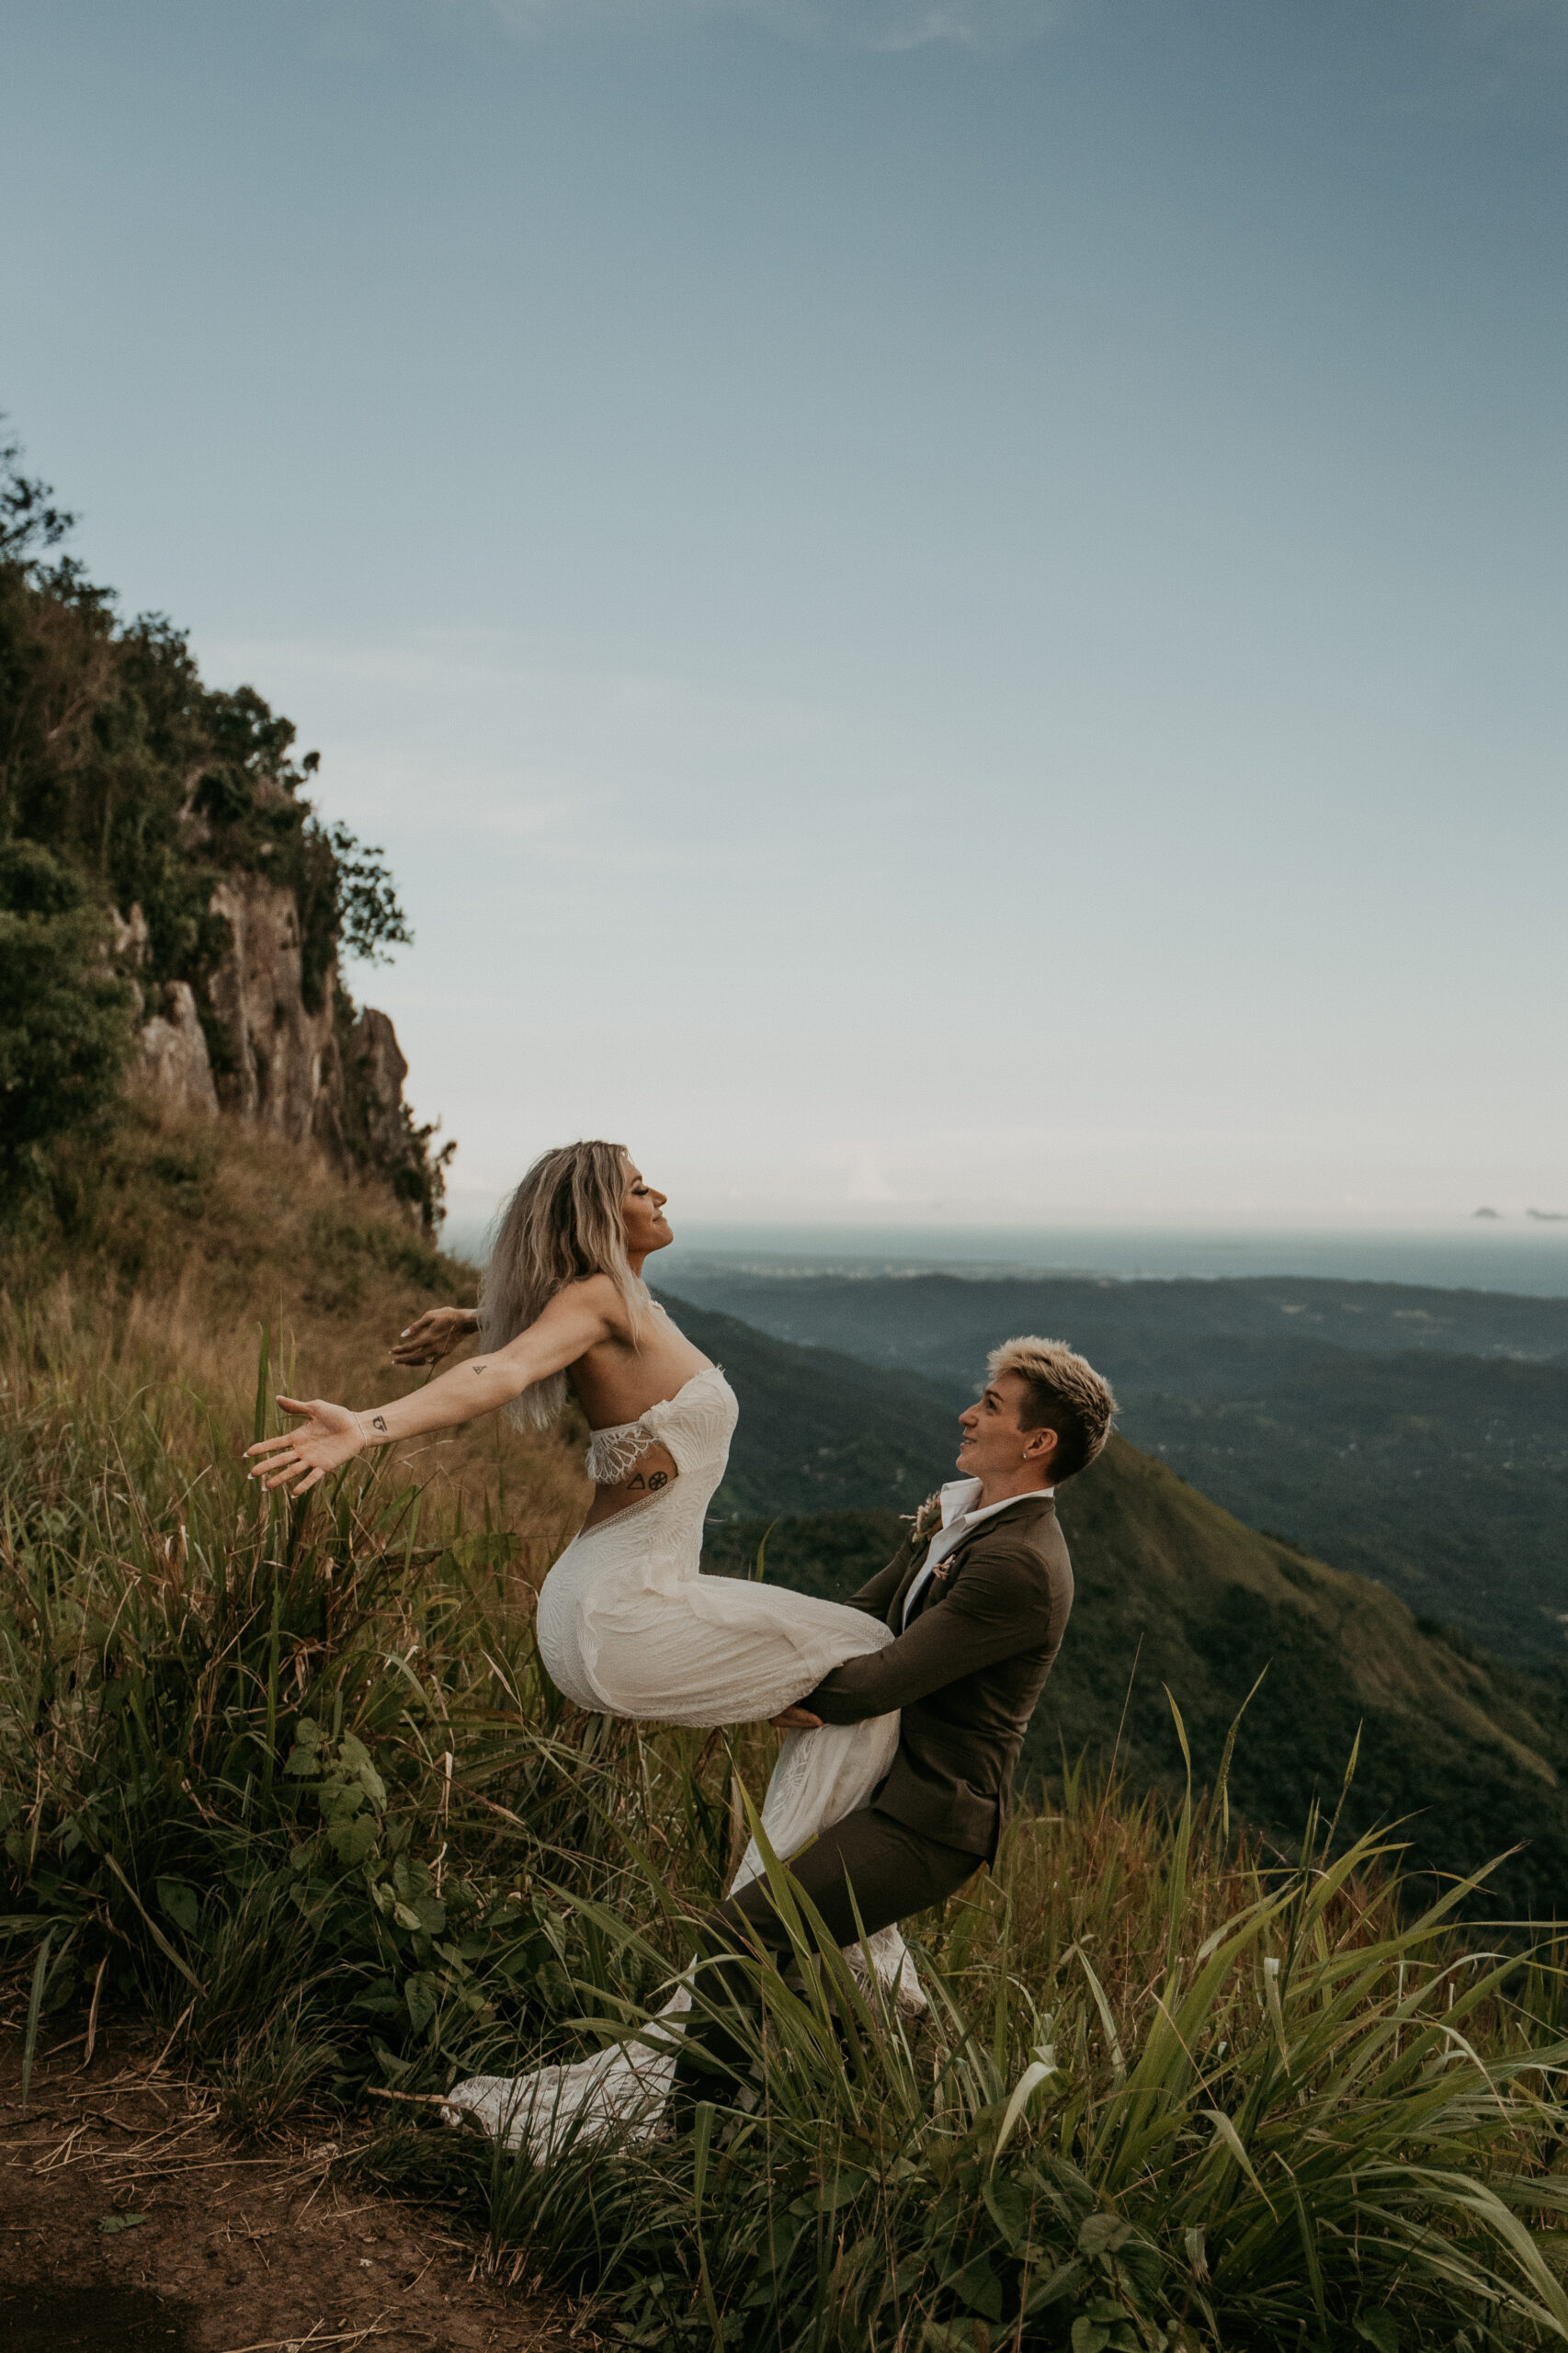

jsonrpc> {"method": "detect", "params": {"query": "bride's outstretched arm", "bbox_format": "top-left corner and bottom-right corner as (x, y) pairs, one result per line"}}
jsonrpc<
(391, 1305), (480, 1366)
(244, 1281), (616, 1496)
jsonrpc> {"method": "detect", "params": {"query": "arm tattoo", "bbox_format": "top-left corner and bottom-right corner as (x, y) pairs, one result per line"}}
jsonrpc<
(371, 1415), (388, 1435)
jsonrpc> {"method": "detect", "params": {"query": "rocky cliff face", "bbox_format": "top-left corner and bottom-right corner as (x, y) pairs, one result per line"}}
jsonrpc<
(202, 874), (343, 1145)
(132, 982), (220, 1120)
(120, 876), (439, 1225)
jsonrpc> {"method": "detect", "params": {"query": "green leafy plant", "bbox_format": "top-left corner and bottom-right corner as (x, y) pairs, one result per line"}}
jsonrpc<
(0, 840), (136, 1181)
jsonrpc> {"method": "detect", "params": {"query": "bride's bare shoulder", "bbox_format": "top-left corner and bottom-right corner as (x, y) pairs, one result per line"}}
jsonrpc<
(527, 1273), (613, 1321)
(553, 1272), (641, 1333)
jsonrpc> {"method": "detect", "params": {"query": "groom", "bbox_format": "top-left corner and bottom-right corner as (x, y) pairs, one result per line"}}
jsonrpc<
(673, 1334), (1117, 2112)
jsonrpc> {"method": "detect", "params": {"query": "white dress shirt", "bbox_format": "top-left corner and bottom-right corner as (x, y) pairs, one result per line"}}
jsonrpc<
(900, 1475), (1056, 1628)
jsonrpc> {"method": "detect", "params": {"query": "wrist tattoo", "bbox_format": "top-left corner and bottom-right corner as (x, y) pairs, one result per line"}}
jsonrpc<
(371, 1414), (388, 1436)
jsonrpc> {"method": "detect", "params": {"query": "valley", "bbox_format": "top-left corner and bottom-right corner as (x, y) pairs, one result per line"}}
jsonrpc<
(665, 1267), (1568, 1665)
(666, 1291), (1568, 1919)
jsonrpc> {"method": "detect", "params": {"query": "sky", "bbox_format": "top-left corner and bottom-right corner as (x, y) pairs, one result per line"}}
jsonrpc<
(4, 0), (1566, 1230)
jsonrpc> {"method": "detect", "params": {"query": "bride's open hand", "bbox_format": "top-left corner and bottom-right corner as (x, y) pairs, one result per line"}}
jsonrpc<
(245, 1396), (367, 1496)
(391, 1306), (474, 1367)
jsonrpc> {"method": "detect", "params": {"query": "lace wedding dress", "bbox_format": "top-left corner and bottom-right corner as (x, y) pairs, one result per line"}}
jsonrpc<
(443, 1359), (920, 2157)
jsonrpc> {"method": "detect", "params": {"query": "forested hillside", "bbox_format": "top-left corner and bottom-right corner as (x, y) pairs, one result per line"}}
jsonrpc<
(673, 1293), (1568, 1918)
(653, 1290), (961, 1511)
(0, 435), (447, 1224)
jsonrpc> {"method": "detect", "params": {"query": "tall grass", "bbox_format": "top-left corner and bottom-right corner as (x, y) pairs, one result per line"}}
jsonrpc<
(5, 1291), (1568, 2349)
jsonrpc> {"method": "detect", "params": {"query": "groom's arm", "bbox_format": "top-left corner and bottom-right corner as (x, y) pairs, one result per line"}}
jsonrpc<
(801, 1546), (1059, 1722)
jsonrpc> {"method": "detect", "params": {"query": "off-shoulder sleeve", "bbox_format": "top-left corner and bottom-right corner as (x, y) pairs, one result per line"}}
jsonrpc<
(583, 1367), (730, 1486)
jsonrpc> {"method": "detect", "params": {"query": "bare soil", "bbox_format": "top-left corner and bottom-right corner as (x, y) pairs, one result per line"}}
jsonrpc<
(0, 2014), (581, 2353)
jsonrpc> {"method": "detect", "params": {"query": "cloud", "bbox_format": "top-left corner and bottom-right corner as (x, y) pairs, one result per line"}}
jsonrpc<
(840, 1146), (903, 1202)
(332, 0), (1568, 80)
(463, 0), (1568, 66)
(470, 0), (1076, 55)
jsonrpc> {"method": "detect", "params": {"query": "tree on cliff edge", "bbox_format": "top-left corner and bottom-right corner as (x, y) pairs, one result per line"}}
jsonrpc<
(0, 429), (440, 1214)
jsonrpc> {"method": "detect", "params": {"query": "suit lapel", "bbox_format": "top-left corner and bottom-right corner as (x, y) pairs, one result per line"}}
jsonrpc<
(887, 1520), (990, 1631)
(908, 1495), (1058, 1617)
(885, 1551), (927, 1632)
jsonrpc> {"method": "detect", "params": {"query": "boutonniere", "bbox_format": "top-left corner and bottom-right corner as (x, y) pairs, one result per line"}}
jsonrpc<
(904, 1490), (944, 1548)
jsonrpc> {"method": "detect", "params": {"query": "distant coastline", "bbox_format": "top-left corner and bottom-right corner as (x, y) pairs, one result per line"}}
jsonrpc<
(439, 1211), (1568, 1299)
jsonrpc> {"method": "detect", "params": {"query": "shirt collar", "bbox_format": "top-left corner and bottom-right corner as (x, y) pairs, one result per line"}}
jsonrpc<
(937, 1476), (1054, 1530)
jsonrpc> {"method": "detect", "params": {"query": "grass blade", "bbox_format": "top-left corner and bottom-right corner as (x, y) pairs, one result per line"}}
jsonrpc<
(20, 1931), (53, 2109)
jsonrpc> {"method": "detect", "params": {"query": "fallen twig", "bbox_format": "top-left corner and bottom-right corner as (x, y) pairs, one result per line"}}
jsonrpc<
(147, 1997), (199, 2075)
(218, 2312), (391, 2353)
(29, 2120), (90, 2172)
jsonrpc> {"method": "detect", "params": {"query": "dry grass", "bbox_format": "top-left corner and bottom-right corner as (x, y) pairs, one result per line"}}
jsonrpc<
(7, 1113), (1568, 2349)
(2, 1103), (587, 1573)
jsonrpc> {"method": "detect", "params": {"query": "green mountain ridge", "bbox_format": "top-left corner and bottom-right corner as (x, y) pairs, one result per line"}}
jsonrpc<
(667, 1265), (1568, 1362)
(661, 1290), (1568, 1917)
(653, 1289), (961, 1515)
(664, 1267), (1568, 1664)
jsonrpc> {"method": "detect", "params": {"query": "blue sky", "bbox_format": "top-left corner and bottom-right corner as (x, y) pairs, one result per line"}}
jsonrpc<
(5, 0), (1565, 1226)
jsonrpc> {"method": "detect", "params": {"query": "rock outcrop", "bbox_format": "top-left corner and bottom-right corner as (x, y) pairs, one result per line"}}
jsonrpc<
(119, 877), (438, 1225)
(341, 1006), (411, 1175)
(204, 874), (347, 1154)
(131, 982), (220, 1120)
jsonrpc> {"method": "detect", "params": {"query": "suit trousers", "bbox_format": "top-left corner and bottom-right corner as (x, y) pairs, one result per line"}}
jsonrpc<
(672, 1803), (984, 2110)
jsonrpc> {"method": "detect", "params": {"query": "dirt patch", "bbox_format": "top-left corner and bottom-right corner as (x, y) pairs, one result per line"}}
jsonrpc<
(0, 2015), (578, 2353)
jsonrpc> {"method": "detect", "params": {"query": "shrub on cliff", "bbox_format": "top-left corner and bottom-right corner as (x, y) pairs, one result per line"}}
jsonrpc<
(0, 434), (410, 1013)
(0, 839), (135, 1186)
(0, 427), (440, 1206)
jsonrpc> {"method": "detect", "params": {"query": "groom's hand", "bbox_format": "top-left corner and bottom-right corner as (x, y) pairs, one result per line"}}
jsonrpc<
(769, 1705), (824, 1731)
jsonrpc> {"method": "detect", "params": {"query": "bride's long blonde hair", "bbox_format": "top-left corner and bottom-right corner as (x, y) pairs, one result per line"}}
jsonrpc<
(479, 1140), (650, 1430)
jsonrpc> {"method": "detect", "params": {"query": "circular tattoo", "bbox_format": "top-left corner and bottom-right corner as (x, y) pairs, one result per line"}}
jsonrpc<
(647, 1471), (669, 1490)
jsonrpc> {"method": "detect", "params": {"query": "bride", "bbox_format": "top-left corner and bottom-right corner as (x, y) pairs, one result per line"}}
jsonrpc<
(245, 1140), (915, 2152)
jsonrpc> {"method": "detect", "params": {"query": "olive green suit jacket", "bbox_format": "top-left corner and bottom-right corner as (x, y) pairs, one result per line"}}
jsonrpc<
(801, 1494), (1073, 1862)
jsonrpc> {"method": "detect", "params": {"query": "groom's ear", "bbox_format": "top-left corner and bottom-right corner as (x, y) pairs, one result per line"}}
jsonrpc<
(1022, 1424), (1059, 1467)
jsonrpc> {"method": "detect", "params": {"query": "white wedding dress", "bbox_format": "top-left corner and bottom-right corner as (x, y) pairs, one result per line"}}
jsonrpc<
(443, 1358), (920, 2157)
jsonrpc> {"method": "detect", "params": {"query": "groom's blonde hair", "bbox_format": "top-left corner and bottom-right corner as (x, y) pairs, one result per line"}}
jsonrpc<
(988, 1336), (1117, 1481)
(479, 1141), (649, 1431)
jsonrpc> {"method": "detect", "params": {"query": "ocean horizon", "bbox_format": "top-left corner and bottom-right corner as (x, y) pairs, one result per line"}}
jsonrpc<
(440, 1212), (1568, 1299)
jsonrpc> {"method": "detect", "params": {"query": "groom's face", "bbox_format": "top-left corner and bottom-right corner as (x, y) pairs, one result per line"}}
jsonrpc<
(956, 1372), (1056, 1483)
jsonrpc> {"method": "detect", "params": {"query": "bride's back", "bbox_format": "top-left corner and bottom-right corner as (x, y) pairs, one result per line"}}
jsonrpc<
(567, 1290), (712, 1430)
